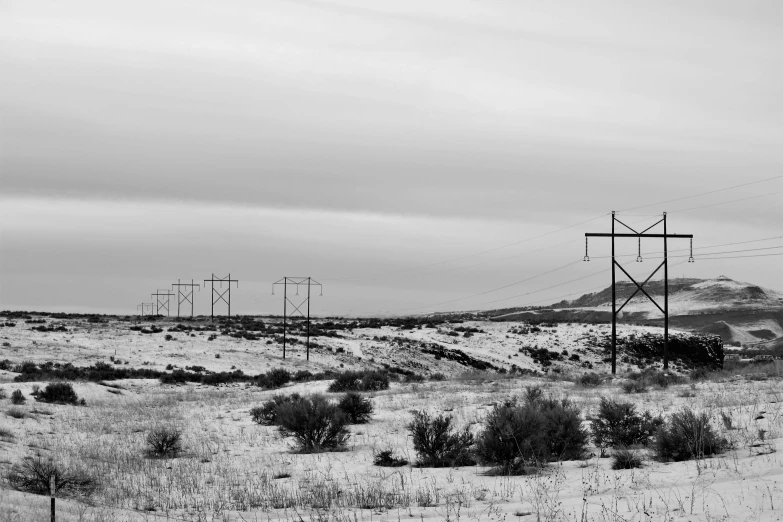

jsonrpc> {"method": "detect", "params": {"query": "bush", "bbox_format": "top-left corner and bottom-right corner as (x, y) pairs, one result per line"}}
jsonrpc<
(337, 392), (374, 424)
(373, 449), (408, 467)
(146, 427), (183, 458)
(622, 380), (648, 394)
(476, 394), (588, 473)
(654, 408), (727, 462)
(591, 398), (662, 453)
(408, 411), (474, 467)
(611, 448), (644, 470)
(8, 455), (96, 497)
(10, 390), (25, 405)
(577, 373), (602, 387)
(37, 382), (79, 405)
(429, 373), (446, 381)
(328, 371), (389, 392)
(475, 400), (547, 473)
(536, 397), (589, 461)
(266, 368), (291, 388)
(275, 395), (350, 453)
(250, 394), (302, 425)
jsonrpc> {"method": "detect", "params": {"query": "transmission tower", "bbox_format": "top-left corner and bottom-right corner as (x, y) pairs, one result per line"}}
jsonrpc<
(272, 277), (322, 360)
(136, 303), (154, 316)
(204, 274), (239, 320)
(172, 279), (200, 317)
(584, 211), (694, 374)
(151, 289), (175, 316)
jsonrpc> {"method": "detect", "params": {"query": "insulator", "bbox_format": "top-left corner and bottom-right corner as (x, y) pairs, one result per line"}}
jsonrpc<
(688, 238), (695, 263)
(584, 237), (590, 261)
(636, 237), (643, 262)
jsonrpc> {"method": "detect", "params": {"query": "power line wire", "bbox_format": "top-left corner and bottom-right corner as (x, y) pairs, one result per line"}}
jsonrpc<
(616, 175), (782, 213)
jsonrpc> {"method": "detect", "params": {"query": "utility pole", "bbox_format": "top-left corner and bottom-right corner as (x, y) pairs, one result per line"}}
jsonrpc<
(151, 289), (175, 317)
(137, 303), (153, 316)
(203, 274), (239, 320)
(272, 277), (322, 360)
(172, 279), (200, 317)
(584, 212), (694, 374)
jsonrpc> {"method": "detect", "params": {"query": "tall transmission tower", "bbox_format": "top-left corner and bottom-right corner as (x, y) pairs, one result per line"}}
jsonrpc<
(151, 289), (175, 317)
(584, 211), (694, 374)
(137, 303), (154, 316)
(204, 274), (239, 320)
(172, 279), (200, 317)
(272, 277), (322, 360)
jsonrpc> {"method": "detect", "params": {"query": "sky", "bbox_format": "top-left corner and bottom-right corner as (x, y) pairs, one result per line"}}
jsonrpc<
(1, 0), (781, 317)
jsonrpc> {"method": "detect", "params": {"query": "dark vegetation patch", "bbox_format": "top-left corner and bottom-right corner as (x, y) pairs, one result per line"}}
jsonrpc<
(408, 411), (475, 467)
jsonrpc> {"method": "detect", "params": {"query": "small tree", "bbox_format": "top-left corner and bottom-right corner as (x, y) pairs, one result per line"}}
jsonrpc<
(146, 427), (183, 458)
(8, 455), (96, 497)
(337, 392), (374, 424)
(275, 395), (350, 453)
(408, 411), (474, 467)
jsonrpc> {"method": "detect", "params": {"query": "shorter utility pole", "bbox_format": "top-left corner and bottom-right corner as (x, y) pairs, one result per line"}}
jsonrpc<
(172, 279), (200, 317)
(50, 474), (55, 522)
(272, 277), (322, 360)
(204, 274), (239, 320)
(151, 289), (175, 316)
(136, 303), (153, 316)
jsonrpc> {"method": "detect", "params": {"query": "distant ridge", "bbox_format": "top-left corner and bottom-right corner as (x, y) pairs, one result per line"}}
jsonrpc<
(483, 276), (783, 351)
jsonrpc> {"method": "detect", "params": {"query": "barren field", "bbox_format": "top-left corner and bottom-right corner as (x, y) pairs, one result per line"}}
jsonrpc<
(1, 315), (781, 521)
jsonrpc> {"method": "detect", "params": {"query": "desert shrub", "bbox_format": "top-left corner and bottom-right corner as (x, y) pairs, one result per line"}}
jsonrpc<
(37, 382), (79, 405)
(408, 411), (474, 467)
(373, 449), (408, 467)
(0, 388), (5, 399)
(266, 368), (291, 388)
(250, 393), (302, 425)
(477, 394), (588, 473)
(6, 407), (26, 419)
(689, 367), (710, 381)
(611, 447), (644, 470)
(293, 370), (314, 382)
(629, 369), (686, 389)
(146, 427), (183, 458)
(577, 373), (602, 387)
(328, 370), (389, 392)
(654, 408), (727, 462)
(337, 392), (374, 424)
(8, 455), (96, 497)
(10, 390), (25, 405)
(275, 395), (350, 453)
(475, 401), (547, 473)
(429, 373), (446, 381)
(0, 359), (12, 370)
(622, 380), (648, 394)
(404, 373), (425, 383)
(591, 398), (662, 453)
(536, 397), (589, 461)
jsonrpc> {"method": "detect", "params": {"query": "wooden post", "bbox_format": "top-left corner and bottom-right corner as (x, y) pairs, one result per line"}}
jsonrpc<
(50, 474), (55, 522)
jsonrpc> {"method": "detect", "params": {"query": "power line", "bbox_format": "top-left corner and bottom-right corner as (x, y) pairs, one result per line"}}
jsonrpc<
(323, 212), (609, 282)
(400, 259), (583, 312)
(690, 252), (783, 261)
(671, 190), (783, 214)
(616, 175), (782, 213)
(592, 244), (783, 260)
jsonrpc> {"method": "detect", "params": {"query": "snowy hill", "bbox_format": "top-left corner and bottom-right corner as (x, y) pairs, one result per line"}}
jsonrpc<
(488, 276), (783, 349)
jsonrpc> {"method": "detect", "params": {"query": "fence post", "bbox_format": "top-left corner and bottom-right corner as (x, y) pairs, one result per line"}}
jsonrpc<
(50, 474), (56, 522)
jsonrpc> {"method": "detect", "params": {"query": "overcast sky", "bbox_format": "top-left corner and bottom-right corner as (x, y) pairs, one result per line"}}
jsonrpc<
(1, 0), (781, 317)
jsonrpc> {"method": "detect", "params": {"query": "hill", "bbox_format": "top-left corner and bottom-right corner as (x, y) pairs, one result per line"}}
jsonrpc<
(485, 276), (783, 351)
